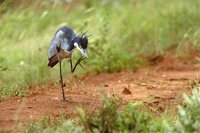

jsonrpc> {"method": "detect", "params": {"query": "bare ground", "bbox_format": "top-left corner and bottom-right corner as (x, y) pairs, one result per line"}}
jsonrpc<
(0, 55), (200, 132)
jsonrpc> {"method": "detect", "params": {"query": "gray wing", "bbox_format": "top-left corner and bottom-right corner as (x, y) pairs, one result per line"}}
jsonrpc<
(48, 26), (76, 67)
(48, 36), (60, 60)
(48, 35), (69, 67)
(48, 26), (76, 59)
(59, 26), (76, 42)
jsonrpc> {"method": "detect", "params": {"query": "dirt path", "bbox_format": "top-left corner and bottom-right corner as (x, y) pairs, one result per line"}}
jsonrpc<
(0, 56), (199, 131)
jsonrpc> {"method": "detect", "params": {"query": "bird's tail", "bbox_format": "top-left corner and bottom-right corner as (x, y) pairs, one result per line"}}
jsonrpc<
(48, 55), (59, 68)
(48, 60), (58, 68)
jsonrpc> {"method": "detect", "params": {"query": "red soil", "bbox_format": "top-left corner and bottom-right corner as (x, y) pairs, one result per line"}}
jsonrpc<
(0, 55), (199, 132)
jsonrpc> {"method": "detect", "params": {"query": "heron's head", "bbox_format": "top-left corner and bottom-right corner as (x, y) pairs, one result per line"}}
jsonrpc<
(73, 33), (89, 58)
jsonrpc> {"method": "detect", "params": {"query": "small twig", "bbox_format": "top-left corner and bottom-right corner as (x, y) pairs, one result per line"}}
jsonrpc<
(144, 102), (160, 114)
(137, 82), (157, 89)
(137, 82), (149, 86)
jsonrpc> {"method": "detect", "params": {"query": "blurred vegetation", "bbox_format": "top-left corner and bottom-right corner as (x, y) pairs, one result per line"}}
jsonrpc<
(0, 0), (200, 98)
(21, 87), (200, 133)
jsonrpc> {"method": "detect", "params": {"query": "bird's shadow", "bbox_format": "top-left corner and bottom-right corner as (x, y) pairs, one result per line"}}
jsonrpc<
(59, 98), (78, 104)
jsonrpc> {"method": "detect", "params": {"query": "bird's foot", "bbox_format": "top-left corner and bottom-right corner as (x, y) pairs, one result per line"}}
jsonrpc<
(60, 97), (74, 103)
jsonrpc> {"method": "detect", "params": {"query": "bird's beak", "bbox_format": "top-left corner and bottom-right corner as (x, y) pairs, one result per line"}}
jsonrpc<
(82, 49), (88, 59)
(74, 42), (88, 59)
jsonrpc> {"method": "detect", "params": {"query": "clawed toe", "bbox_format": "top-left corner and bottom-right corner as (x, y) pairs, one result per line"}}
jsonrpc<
(60, 97), (74, 103)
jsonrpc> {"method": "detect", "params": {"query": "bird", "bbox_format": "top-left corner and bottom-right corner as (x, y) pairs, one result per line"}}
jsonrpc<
(48, 26), (89, 101)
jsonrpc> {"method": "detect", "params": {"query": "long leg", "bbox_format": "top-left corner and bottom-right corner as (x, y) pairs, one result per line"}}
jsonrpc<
(70, 56), (85, 73)
(70, 57), (73, 73)
(58, 55), (66, 101)
(72, 57), (84, 72)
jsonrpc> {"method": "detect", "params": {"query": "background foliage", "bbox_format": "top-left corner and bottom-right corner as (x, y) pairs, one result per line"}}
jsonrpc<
(1, 0), (200, 97)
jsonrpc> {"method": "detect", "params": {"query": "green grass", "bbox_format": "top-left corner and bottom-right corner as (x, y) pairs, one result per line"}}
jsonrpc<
(20, 88), (200, 133)
(21, 113), (84, 133)
(0, 0), (200, 97)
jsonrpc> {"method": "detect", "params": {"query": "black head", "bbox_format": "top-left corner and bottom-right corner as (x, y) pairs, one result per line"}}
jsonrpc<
(80, 36), (88, 49)
(79, 32), (90, 49)
(72, 32), (90, 58)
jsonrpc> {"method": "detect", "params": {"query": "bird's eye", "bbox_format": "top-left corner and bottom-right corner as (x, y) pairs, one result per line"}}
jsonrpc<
(80, 38), (88, 49)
